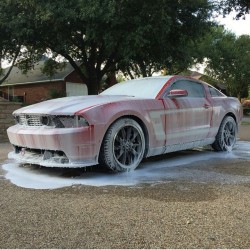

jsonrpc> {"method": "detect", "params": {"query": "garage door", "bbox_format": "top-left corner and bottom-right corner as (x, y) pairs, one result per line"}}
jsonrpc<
(66, 82), (88, 96)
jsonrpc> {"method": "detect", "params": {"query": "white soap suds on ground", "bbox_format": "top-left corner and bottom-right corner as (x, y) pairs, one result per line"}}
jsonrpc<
(1, 141), (250, 190)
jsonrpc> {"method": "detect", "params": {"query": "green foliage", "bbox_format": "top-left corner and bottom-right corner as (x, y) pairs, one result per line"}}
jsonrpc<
(0, 0), (213, 94)
(49, 88), (66, 99)
(116, 73), (126, 83)
(41, 59), (66, 80)
(243, 107), (250, 116)
(216, 0), (250, 19)
(198, 27), (250, 99)
(11, 96), (20, 102)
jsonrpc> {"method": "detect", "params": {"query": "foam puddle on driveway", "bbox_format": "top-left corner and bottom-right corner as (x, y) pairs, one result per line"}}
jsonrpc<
(1, 141), (250, 190)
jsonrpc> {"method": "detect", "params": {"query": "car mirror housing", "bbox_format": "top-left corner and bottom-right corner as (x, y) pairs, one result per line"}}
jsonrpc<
(167, 89), (188, 98)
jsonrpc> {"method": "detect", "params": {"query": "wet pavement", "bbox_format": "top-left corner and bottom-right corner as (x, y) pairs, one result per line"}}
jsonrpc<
(2, 141), (250, 189)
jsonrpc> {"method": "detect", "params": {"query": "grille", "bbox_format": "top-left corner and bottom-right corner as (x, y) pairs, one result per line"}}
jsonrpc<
(19, 114), (43, 127)
(16, 114), (81, 128)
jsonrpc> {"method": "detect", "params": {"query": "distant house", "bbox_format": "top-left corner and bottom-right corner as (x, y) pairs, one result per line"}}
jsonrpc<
(188, 70), (203, 80)
(180, 70), (227, 94)
(0, 60), (87, 105)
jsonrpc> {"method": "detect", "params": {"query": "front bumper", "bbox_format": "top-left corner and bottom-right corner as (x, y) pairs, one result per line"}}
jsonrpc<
(7, 125), (99, 168)
(8, 150), (97, 168)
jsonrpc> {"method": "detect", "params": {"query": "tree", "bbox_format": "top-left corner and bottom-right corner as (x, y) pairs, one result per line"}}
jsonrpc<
(0, 47), (20, 84)
(41, 58), (67, 80)
(120, 0), (214, 78)
(0, 2), (45, 84)
(216, 0), (250, 18)
(0, 19), (21, 84)
(198, 27), (250, 99)
(0, 0), (213, 94)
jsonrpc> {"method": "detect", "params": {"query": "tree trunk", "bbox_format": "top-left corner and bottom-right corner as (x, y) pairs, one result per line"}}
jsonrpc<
(106, 72), (117, 88)
(86, 75), (100, 95)
(0, 47), (21, 85)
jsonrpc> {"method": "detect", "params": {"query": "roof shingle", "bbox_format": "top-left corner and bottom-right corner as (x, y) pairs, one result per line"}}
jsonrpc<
(1, 61), (75, 86)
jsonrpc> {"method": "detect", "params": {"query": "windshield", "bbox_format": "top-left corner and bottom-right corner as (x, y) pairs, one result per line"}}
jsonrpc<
(100, 76), (172, 99)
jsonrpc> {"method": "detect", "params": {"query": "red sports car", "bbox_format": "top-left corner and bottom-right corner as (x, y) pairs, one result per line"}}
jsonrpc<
(7, 76), (243, 172)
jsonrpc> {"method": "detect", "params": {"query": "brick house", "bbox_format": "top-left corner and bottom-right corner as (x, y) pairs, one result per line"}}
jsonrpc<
(0, 97), (22, 142)
(0, 60), (88, 105)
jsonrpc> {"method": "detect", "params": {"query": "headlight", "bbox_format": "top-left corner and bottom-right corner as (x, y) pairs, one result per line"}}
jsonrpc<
(40, 116), (53, 126)
(55, 115), (89, 128)
(13, 114), (89, 128)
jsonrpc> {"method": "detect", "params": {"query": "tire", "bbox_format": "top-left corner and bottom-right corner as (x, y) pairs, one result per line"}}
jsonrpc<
(212, 116), (237, 152)
(99, 118), (146, 172)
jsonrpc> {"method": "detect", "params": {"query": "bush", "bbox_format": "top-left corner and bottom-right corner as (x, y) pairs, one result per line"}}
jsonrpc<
(241, 99), (250, 115)
(241, 99), (250, 107)
(243, 107), (250, 116)
(49, 88), (66, 99)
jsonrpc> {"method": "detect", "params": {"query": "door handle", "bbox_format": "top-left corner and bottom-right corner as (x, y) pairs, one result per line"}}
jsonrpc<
(203, 104), (211, 109)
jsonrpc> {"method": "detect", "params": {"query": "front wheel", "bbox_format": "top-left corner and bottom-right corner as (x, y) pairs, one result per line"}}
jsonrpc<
(99, 118), (146, 172)
(212, 116), (237, 152)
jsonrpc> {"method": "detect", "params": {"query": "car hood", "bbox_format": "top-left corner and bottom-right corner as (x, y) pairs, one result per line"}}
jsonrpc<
(13, 95), (139, 115)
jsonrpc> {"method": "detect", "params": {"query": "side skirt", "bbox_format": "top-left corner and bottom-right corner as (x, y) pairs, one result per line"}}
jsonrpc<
(147, 138), (215, 157)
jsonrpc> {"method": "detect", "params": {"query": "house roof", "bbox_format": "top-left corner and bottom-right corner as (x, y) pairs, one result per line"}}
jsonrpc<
(1, 60), (76, 87)
(189, 71), (203, 79)
(181, 70), (227, 90)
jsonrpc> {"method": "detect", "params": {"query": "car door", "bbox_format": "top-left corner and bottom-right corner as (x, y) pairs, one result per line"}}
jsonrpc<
(161, 79), (212, 147)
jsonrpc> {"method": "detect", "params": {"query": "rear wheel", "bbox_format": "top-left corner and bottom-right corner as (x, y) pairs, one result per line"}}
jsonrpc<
(212, 116), (237, 152)
(99, 118), (145, 172)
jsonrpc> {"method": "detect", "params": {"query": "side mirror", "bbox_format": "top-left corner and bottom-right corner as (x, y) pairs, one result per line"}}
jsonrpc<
(167, 89), (188, 98)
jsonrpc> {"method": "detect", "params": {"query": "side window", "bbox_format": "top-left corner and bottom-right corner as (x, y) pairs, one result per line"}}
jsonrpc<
(209, 86), (224, 97)
(168, 80), (205, 98)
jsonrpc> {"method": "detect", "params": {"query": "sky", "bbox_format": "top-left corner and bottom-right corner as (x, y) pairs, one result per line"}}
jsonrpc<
(215, 12), (250, 36)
